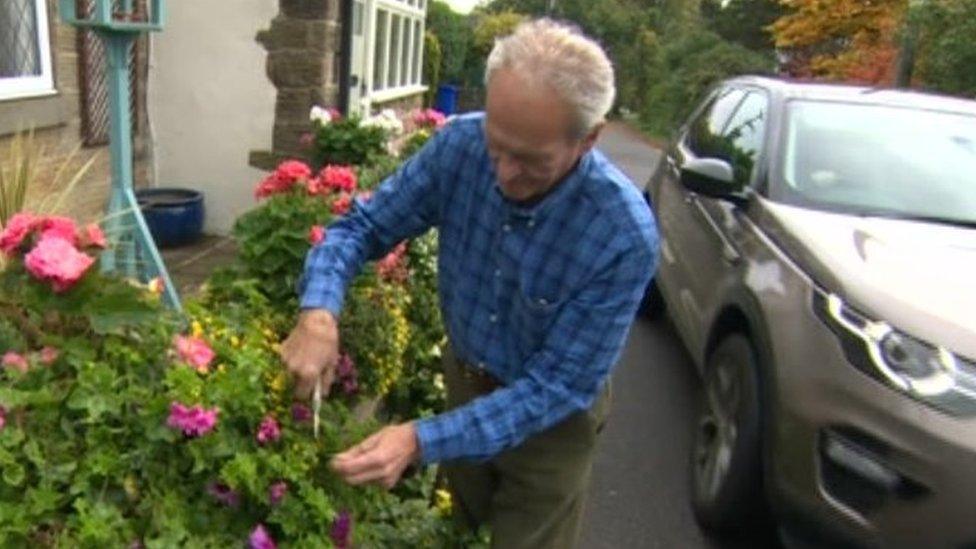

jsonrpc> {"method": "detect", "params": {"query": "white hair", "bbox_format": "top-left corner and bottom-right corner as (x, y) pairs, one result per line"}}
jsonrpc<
(485, 18), (616, 137)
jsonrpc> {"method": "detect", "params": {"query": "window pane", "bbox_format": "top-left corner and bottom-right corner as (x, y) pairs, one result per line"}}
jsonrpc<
(388, 14), (400, 88)
(0, 0), (41, 78)
(400, 17), (411, 87)
(412, 20), (421, 85)
(373, 10), (388, 91)
(722, 92), (767, 184)
(686, 88), (745, 158)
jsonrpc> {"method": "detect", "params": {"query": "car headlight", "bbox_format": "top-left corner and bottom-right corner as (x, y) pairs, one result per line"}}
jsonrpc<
(815, 291), (976, 417)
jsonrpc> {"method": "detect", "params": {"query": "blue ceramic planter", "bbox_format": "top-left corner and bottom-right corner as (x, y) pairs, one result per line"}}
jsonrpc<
(135, 188), (204, 248)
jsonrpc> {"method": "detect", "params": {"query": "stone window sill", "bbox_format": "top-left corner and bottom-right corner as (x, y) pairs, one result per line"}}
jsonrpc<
(0, 93), (70, 137)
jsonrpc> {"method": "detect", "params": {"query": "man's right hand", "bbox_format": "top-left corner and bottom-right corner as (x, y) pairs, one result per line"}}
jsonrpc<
(280, 309), (340, 400)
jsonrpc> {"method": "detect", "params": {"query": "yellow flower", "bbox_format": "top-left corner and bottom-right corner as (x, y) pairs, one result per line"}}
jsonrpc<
(434, 488), (453, 515)
(230, 335), (241, 348)
(191, 320), (204, 338)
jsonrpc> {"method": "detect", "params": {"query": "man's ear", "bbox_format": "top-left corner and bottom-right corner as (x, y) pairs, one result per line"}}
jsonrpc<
(579, 121), (605, 154)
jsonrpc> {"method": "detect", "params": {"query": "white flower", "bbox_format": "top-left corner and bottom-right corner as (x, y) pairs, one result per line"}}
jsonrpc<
(363, 108), (404, 135)
(310, 105), (332, 125)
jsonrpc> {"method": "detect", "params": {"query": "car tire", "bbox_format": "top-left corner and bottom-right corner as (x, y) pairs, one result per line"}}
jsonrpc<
(639, 278), (665, 318)
(690, 333), (764, 536)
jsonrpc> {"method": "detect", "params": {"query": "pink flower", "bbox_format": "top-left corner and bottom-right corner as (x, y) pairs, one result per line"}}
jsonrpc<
(38, 216), (79, 245)
(291, 403), (312, 423)
(173, 335), (215, 373)
(23, 236), (96, 293)
(331, 194), (352, 216)
(256, 415), (281, 445)
(308, 225), (326, 245)
(39, 346), (59, 365)
(298, 132), (314, 148)
(207, 482), (240, 507)
(328, 107), (343, 121)
(376, 242), (408, 282)
(166, 402), (219, 438)
(2, 352), (29, 373)
(249, 524), (277, 549)
(335, 353), (359, 395)
(316, 165), (358, 193)
(412, 108), (447, 130)
(268, 481), (288, 505)
(0, 406), (6, 431)
(0, 212), (38, 255)
(80, 223), (107, 249)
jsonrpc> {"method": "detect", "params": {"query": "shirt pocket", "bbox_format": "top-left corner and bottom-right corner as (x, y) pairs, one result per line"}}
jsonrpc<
(512, 284), (564, 350)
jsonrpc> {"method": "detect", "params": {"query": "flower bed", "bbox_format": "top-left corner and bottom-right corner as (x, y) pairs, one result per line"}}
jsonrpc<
(0, 109), (481, 547)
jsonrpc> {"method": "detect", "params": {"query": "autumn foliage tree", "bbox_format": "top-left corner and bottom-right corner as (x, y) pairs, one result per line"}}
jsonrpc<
(770, 0), (906, 84)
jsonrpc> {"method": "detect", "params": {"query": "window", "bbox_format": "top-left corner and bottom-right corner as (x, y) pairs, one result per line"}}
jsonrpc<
(686, 88), (745, 158)
(0, 0), (55, 101)
(721, 92), (768, 184)
(369, 0), (425, 101)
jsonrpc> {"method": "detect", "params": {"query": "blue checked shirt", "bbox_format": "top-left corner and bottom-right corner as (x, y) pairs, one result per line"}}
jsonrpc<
(300, 113), (659, 464)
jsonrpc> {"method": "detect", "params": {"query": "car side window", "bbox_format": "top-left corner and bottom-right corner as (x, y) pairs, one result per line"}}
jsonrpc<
(686, 88), (746, 158)
(721, 91), (768, 185)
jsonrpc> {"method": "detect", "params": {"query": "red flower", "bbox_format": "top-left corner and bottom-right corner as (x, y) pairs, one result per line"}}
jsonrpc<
(254, 160), (312, 199)
(308, 225), (326, 245)
(2, 351), (29, 373)
(315, 165), (357, 194)
(331, 194), (352, 216)
(376, 242), (409, 282)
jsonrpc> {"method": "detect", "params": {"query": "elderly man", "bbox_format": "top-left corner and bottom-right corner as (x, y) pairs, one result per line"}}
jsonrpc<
(281, 18), (658, 548)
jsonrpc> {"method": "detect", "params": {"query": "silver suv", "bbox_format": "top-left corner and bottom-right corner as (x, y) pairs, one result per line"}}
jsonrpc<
(643, 76), (976, 547)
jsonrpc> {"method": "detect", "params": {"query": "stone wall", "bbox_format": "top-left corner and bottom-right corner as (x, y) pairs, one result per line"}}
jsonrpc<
(250, 0), (343, 171)
(0, 0), (150, 225)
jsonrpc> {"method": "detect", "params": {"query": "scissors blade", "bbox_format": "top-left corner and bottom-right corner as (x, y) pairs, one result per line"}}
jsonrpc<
(313, 381), (321, 439)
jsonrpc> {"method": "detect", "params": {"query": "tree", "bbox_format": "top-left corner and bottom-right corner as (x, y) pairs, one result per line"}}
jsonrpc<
(702, 0), (785, 52)
(770, 0), (906, 84)
(914, 0), (976, 97)
(426, 1), (472, 85)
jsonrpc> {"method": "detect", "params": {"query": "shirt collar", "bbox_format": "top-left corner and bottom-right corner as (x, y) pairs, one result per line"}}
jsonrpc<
(494, 151), (593, 223)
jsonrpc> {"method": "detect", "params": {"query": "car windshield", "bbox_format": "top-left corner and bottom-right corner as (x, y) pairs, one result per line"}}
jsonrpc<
(778, 100), (976, 227)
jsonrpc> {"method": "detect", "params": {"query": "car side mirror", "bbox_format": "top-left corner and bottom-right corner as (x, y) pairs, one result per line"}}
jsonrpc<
(679, 158), (748, 204)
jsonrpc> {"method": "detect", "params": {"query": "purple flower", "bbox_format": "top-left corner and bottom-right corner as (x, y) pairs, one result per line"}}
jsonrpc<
(330, 510), (352, 548)
(206, 482), (240, 507)
(268, 480), (287, 505)
(335, 353), (359, 396)
(256, 415), (281, 445)
(166, 402), (218, 438)
(249, 524), (277, 549)
(291, 403), (312, 423)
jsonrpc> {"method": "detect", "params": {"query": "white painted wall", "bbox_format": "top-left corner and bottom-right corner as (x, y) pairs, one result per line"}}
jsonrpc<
(148, 0), (277, 234)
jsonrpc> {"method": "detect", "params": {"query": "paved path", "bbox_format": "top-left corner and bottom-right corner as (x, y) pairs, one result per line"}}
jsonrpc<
(580, 124), (778, 549)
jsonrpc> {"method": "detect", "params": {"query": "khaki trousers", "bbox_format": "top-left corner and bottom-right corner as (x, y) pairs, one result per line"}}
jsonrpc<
(440, 349), (611, 549)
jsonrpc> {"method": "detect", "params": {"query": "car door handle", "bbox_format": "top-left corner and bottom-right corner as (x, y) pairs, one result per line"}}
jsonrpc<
(690, 197), (741, 265)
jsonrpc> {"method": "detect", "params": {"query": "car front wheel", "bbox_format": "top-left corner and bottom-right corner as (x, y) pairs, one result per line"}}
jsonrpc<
(690, 333), (764, 536)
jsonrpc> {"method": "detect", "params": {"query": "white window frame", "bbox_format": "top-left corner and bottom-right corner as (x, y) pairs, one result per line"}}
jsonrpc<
(0, 0), (56, 101)
(364, 0), (426, 107)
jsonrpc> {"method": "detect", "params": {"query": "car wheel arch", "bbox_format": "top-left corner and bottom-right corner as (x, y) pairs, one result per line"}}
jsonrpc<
(702, 291), (782, 509)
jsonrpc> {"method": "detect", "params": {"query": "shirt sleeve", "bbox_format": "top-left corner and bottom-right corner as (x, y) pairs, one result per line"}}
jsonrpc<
(297, 129), (449, 314)
(414, 231), (659, 464)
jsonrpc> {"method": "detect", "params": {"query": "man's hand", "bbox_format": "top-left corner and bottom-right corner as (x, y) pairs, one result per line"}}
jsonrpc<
(330, 423), (420, 489)
(280, 309), (340, 399)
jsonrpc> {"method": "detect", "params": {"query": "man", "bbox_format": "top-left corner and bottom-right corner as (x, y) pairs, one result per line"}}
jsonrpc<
(281, 18), (659, 548)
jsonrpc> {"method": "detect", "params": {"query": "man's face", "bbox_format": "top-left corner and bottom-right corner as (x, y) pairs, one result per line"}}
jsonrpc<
(484, 69), (598, 203)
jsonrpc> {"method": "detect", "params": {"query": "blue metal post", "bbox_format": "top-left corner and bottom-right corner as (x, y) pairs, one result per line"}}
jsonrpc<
(61, 1), (181, 313)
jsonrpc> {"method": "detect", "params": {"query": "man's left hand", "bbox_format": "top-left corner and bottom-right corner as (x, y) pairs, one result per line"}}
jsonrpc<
(330, 423), (420, 489)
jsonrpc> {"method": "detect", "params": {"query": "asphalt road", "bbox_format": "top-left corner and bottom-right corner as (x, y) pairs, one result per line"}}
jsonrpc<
(578, 125), (780, 549)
